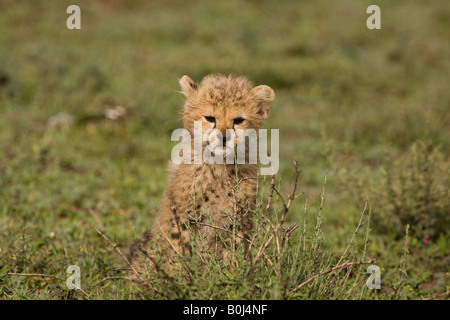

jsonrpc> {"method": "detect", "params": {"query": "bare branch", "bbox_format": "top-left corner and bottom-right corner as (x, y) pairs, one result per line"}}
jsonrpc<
(285, 259), (376, 298)
(91, 276), (134, 288)
(418, 290), (450, 300)
(7, 272), (90, 298)
(94, 226), (144, 282)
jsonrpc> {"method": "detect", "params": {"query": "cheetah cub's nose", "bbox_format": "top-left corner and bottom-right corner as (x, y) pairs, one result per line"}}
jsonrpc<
(222, 131), (233, 147)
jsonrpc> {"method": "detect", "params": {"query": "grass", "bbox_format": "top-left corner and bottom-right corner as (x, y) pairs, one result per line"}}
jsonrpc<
(0, 0), (449, 299)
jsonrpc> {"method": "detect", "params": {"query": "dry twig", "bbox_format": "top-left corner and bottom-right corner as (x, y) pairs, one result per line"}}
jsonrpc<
(94, 226), (144, 282)
(7, 272), (90, 298)
(285, 259), (376, 298)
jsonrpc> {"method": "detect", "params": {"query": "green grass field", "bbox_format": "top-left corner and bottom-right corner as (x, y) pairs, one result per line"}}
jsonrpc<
(0, 0), (448, 299)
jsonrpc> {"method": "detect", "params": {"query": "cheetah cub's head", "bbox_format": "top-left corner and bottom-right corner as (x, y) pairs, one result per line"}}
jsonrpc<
(179, 74), (275, 159)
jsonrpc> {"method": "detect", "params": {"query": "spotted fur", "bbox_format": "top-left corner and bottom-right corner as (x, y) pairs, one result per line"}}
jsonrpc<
(129, 74), (275, 273)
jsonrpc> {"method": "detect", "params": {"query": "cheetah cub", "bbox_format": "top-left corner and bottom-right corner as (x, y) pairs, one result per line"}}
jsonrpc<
(129, 74), (275, 272)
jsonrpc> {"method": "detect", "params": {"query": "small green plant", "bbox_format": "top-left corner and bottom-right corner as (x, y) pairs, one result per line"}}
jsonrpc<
(391, 224), (414, 300)
(342, 141), (449, 241)
(127, 163), (376, 299)
(382, 142), (449, 240)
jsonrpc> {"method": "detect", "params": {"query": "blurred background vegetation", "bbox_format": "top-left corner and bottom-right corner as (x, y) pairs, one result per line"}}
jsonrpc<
(0, 0), (448, 299)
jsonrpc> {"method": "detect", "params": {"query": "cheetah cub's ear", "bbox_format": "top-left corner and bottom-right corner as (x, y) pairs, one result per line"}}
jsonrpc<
(179, 75), (198, 97)
(250, 85), (275, 119)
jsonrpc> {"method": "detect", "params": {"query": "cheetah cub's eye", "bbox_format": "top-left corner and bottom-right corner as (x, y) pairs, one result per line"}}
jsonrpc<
(233, 117), (245, 125)
(204, 116), (216, 123)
